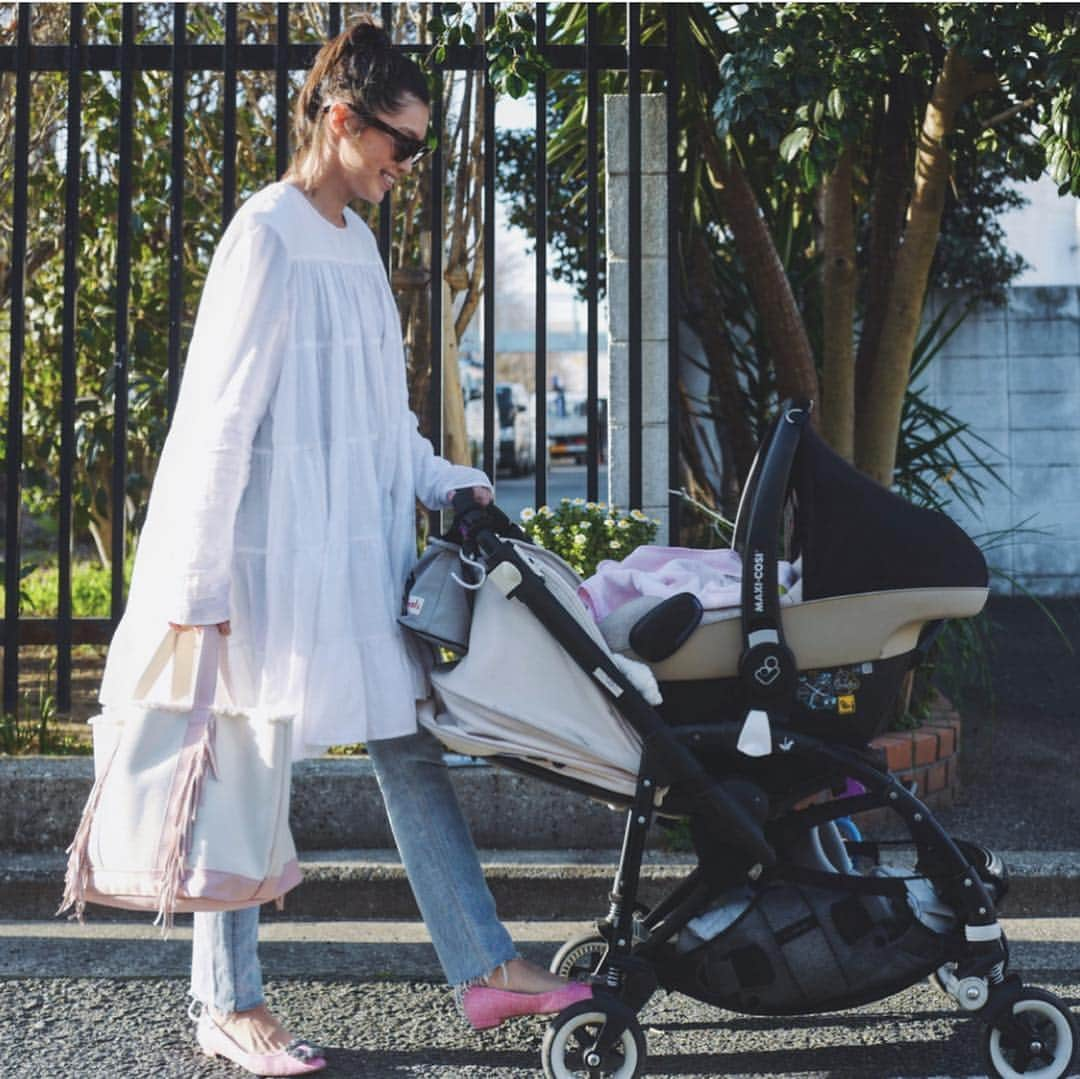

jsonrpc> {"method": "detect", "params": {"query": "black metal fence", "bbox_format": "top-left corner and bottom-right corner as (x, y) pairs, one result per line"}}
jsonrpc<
(0, 2), (679, 715)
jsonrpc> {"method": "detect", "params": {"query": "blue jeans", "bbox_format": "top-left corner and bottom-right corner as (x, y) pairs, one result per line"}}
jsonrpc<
(190, 728), (517, 1011)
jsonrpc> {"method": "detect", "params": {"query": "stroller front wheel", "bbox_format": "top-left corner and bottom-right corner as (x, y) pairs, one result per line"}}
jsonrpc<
(542, 998), (645, 1079)
(982, 987), (1079, 1079)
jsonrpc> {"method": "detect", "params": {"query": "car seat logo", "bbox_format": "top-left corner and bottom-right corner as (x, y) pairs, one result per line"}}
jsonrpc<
(754, 654), (781, 686)
(752, 551), (766, 614)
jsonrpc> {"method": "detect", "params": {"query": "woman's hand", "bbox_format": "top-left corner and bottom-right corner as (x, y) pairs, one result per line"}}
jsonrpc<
(448, 485), (493, 507)
(169, 621), (231, 635)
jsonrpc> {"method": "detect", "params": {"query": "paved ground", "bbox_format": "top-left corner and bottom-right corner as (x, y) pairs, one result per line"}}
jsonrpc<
(4, 920), (1080, 1078)
(916, 594), (1080, 852)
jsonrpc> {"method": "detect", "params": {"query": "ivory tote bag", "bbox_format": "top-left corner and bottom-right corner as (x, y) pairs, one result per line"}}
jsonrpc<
(59, 629), (301, 929)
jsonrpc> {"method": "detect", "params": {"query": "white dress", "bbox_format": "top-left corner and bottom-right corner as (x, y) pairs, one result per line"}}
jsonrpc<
(99, 181), (490, 757)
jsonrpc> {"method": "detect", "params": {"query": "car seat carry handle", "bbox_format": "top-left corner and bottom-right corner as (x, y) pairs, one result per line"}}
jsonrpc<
(735, 402), (809, 722)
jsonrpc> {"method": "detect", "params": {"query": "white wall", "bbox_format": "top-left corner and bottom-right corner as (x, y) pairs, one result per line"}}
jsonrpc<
(925, 286), (1080, 595)
(999, 176), (1080, 287)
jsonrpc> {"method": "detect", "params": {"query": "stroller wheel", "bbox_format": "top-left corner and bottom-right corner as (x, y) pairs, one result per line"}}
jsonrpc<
(551, 908), (648, 979)
(542, 998), (645, 1079)
(982, 987), (1078, 1078)
(550, 933), (608, 980)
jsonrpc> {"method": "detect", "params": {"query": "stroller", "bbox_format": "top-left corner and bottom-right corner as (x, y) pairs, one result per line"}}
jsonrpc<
(407, 401), (1077, 1079)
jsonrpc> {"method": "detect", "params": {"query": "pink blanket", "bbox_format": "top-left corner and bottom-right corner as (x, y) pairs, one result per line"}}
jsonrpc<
(578, 545), (801, 622)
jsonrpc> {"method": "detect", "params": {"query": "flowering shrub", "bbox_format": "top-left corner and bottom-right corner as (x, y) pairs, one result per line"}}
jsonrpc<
(519, 498), (659, 578)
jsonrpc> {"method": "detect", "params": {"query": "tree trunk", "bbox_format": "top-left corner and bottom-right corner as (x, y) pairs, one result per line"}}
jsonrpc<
(855, 75), (914, 426)
(856, 50), (995, 484)
(703, 135), (820, 411)
(821, 147), (856, 460)
(441, 279), (470, 466)
(685, 231), (757, 494)
(87, 515), (112, 570)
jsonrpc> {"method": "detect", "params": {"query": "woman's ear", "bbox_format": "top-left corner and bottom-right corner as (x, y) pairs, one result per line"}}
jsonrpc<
(324, 101), (357, 139)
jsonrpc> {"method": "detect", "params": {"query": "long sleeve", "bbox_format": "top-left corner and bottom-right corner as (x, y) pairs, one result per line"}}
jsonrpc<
(409, 412), (493, 510)
(158, 218), (291, 624)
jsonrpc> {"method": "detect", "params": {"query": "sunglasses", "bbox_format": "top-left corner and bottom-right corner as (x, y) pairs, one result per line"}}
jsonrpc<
(325, 102), (433, 165)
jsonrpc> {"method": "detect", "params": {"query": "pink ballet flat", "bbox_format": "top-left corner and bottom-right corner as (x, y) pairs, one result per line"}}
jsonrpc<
(196, 1008), (327, 1076)
(461, 981), (593, 1031)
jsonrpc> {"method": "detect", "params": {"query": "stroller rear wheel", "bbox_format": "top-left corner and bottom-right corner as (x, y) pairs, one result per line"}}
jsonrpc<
(550, 932), (608, 980)
(982, 987), (1078, 1078)
(542, 998), (645, 1079)
(550, 905), (650, 979)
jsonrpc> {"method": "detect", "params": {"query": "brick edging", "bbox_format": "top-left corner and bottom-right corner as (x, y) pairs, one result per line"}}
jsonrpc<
(869, 694), (962, 807)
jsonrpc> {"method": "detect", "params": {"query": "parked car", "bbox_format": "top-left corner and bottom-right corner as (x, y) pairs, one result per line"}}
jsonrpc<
(465, 381), (536, 476)
(547, 392), (606, 465)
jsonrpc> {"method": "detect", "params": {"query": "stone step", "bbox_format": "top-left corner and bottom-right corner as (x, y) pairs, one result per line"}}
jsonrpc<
(0, 757), (629, 852)
(3, 849), (1078, 921)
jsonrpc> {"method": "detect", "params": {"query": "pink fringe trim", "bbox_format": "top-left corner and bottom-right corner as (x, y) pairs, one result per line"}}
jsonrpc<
(57, 751), (116, 924)
(57, 711), (220, 937)
(154, 713), (218, 933)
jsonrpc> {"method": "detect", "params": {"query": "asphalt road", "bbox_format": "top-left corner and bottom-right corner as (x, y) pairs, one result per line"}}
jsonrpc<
(5, 919), (1080, 1078)
(493, 464), (608, 521)
(8, 973), (1080, 1078)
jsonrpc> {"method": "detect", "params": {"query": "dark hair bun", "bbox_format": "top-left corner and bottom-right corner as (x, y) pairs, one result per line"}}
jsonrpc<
(347, 19), (391, 54)
(342, 17), (395, 100)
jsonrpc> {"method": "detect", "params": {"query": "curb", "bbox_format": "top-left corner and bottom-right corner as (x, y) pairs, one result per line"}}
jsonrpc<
(4, 849), (1077, 922)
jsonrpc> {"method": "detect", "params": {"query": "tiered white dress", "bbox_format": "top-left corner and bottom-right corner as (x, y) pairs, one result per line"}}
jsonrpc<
(99, 181), (490, 757)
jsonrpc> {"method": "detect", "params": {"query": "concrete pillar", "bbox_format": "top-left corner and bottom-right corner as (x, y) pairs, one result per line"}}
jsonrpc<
(604, 93), (670, 540)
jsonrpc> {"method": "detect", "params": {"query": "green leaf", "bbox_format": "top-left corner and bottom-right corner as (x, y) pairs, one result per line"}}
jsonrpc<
(778, 126), (812, 161)
(505, 71), (528, 99)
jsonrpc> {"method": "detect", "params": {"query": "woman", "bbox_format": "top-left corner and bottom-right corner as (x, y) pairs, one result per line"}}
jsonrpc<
(99, 17), (588, 1076)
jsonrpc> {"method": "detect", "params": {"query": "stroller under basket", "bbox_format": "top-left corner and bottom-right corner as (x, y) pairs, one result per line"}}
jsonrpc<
(407, 401), (1077, 1079)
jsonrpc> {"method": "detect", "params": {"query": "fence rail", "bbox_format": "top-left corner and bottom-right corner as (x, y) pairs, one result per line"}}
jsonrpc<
(1, 2), (678, 715)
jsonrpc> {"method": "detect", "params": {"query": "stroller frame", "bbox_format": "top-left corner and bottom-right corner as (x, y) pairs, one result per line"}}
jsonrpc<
(449, 402), (1072, 1078)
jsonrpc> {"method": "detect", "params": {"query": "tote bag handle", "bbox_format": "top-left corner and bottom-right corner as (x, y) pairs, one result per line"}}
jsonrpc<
(132, 627), (236, 708)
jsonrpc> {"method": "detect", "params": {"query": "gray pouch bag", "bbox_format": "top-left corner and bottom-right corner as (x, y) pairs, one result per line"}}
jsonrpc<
(398, 538), (484, 654)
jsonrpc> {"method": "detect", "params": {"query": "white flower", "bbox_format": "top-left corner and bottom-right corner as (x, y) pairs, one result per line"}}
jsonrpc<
(561, 496), (572, 503)
(610, 539), (622, 550)
(539, 506), (554, 517)
(520, 507), (536, 522)
(585, 501), (597, 510)
(630, 509), (647, 521)
(604, 518), (615, 529)
(617, 520), (631, 530)
(572, 497), (585, 506)
(573, 533), (587, 545)
(578, 521), (591, 531)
